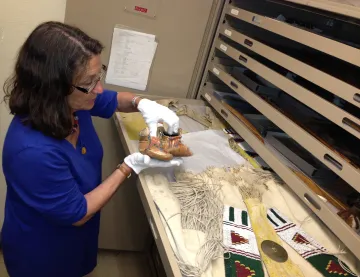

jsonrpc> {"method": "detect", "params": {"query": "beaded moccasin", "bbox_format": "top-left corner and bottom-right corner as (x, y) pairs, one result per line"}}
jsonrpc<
(157, 126), (192, 157)
(138, 128), (173, 161)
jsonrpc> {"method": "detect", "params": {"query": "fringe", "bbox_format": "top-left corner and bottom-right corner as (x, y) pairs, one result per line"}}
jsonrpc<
(169, 168), (225, 276)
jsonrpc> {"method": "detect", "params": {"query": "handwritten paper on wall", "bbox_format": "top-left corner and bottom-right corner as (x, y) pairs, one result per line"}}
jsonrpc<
(105, 27), (157, 91)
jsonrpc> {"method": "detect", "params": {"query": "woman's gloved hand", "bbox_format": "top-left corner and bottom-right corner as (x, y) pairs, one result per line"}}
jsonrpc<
(137, 99), (179, 137)
(124, 153), (183, 174)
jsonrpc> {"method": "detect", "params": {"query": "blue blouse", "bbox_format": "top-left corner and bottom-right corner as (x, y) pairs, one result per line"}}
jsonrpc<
(1, 90), (118, 277)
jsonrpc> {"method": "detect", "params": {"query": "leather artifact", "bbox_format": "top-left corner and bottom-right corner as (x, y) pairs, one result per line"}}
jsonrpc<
(157, 126), (192, 157)
(138, 128), (173, 161)
(138, 126), (192, 161)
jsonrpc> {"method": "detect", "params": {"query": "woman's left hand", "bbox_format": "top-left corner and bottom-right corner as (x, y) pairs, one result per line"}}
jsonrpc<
(137, 99), (179, 137)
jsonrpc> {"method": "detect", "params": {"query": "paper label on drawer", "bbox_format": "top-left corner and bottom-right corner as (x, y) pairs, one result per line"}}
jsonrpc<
(213, 68), (220, 75)
(220, 44), (228, 52)
(204, 93), (212, 102)
(224, 29), (232, 37)
(231, 9), (239, 16)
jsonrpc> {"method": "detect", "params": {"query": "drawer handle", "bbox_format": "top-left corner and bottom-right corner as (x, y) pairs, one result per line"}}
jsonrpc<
(221, 109), (229, 118)
(324, 154), (343, 170)
(244, 39), (253, 47)
(342, 117), (360, 133)
(354, 93), (360, 103)
(304, 193), (321, 210)
(252, 16), (262, 24)
(239, 55), (248, 63)
(230, 81), (238, 89)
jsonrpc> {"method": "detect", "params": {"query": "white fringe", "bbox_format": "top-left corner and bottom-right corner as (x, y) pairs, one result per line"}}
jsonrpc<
(169, 168), (225, 276)
(166, 165), (280, 276)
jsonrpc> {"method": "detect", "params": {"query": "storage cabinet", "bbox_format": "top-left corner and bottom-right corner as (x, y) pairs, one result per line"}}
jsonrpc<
(198, 0), (360, 259)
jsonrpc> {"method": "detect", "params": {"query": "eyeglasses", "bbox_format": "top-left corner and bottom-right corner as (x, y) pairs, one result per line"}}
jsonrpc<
(73, 64), (107, 94)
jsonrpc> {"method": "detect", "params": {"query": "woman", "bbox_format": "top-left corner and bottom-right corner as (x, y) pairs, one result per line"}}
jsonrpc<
(1, 21), (182, 277)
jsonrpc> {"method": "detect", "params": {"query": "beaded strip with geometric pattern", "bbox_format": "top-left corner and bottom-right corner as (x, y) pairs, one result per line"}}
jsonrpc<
(267, 208), (356, 277)
(223, 205), (265, 277)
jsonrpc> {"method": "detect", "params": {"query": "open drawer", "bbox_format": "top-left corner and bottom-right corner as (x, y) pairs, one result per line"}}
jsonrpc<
(113, 94), (360, 275)
(113, 98), (206, 277)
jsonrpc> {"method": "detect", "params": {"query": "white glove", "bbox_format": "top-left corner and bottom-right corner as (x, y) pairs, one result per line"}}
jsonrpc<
(138, 99), (179, 137)
(124, 153), (183, 174)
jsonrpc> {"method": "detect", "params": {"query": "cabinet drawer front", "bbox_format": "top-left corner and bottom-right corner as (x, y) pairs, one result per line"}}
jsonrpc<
(226, 5), (360, 68)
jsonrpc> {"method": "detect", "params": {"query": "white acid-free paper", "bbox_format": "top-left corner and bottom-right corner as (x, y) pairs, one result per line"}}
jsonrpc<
(105, 27), (157, 91)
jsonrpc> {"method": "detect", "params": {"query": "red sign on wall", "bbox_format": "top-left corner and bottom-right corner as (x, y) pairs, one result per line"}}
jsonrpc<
(135, 6), (148, 13)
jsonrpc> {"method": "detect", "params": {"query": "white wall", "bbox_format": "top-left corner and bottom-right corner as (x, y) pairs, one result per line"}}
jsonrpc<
(0, 0), (67, 226)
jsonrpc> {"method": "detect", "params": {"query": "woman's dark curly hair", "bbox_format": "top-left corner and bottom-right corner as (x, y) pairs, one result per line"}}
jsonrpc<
(3, 21), (103, 139)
